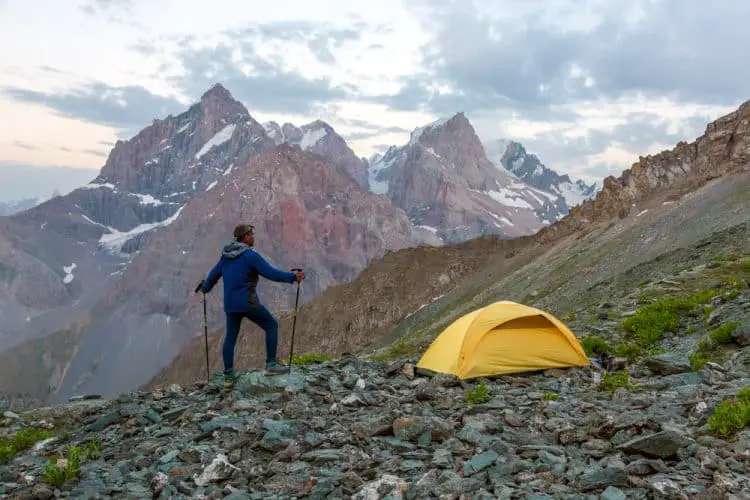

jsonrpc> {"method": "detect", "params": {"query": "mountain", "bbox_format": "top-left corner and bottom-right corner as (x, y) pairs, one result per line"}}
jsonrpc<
(262, 120), (369, 190)
(147, 99), (750, 390)
(484, 139), (599, 222)
(0, 84), (278, 353)
(0, 198), (40, 216)
(366, 113), (553, 244)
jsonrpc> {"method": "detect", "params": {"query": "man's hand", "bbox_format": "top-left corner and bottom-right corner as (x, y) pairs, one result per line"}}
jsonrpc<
(293, 270), (305, 282)
(194, 280), (205, 293)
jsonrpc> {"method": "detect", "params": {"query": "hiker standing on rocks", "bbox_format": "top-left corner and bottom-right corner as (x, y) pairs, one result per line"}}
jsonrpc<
(198, 223), (304, 388)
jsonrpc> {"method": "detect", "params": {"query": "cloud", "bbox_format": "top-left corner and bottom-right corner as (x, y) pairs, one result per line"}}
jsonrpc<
(13, 141), (37, 150)
(83, 149), (108, 158)
(2, 82), (184, 131)
(79, 0), (138, 26)
(168, 43), (350, 115)
(2, 20), (364, 133)
(57, 145), (108, 158)
(370, 144), (393, 154)
(392, 0), (750, 115)
(162, 23), (364, 115)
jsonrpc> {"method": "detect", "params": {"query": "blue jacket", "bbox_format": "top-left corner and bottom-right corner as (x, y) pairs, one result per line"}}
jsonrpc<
(202, 241), (298, 313)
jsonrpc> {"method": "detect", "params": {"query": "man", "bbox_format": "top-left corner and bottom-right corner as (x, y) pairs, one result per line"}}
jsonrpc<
(199, 223), (304, 388)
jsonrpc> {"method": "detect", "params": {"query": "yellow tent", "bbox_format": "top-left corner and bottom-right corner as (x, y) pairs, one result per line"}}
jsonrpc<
(416, 300), (589, 379)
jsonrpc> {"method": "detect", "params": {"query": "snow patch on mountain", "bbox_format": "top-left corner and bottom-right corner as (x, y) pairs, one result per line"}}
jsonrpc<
(300, 127), (327, 150)
(409, 117), (450, 146)
(99, 205), (186, 255)
(368, 147), (400, 196)
(195, 123), (236, 160)
(63, 263), (77, 284)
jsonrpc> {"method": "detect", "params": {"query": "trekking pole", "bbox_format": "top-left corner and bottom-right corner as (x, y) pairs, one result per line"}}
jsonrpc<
(288, 268), (303, 369)
(194, 281), (210, 383)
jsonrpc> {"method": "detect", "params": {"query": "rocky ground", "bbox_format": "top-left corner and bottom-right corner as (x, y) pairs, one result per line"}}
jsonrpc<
(2, 314), (750, 500)
(2, 253), (749, 499)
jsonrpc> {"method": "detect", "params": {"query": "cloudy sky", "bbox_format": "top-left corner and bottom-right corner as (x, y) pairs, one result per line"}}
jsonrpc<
(0, 0), (747, 197)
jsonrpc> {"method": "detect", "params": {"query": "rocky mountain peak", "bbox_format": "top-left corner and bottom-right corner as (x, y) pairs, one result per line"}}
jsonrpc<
(408, 112), (470, 147)
(367, 113), (547, 243)
(262, 119), (369, 190)
(482, 138), (599, 218)
(200, 82), (235, 103)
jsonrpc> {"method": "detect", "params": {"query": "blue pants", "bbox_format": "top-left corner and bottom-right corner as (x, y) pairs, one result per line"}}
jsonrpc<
(223, 303), (278, 372)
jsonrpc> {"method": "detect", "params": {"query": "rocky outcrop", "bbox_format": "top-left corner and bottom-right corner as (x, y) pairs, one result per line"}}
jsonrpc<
(368, 113), (547, 243)
(484, 139), (599, 222)
(263, 120), (369, 190)
(42, 145), (414, 399)
(536, 99), (750, 245)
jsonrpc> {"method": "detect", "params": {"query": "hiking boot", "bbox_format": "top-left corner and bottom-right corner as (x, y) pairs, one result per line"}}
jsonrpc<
(223, 369), (237, 388)
(264, 361), (290, 375)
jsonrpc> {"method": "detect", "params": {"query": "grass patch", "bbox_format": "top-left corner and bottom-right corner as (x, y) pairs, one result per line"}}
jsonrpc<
(709, 321), (741, 344)
(580, 335), (661, 363)
(0, 427), (55, 464)
(369, 336), (429, 362)
(41, 437), (101, 488)
(713, 253), (740, 262)
(291, 353), (333, 365)
(599, 370), (639, 393)
(706, 387), (750, 439)
(581, 335), (611, 355)
(465, 380), (490, 404)
(687, 321), (742, 370)
(620, 288), (722, 347)
(688, 351), (713, 371)
(542, 391), (559, 401)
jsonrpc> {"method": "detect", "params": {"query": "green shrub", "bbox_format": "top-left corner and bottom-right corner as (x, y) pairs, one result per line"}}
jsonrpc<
(706, 398), (750, 439)
(542, 392), (559, 401)
(600, 370), (638, 393)
(612, 343), (645, 362)
(709, 321), (741, 345)
(0, 428), (54, 464)
(688, 351), (712, 371)
(465, 380), (490, 404)
(581, 335), (611, 355)
(291, 353), (333, 365)
(563, 311), (577, 322)
(41, 439), (100, 488)
(620, 289), (720, 347)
